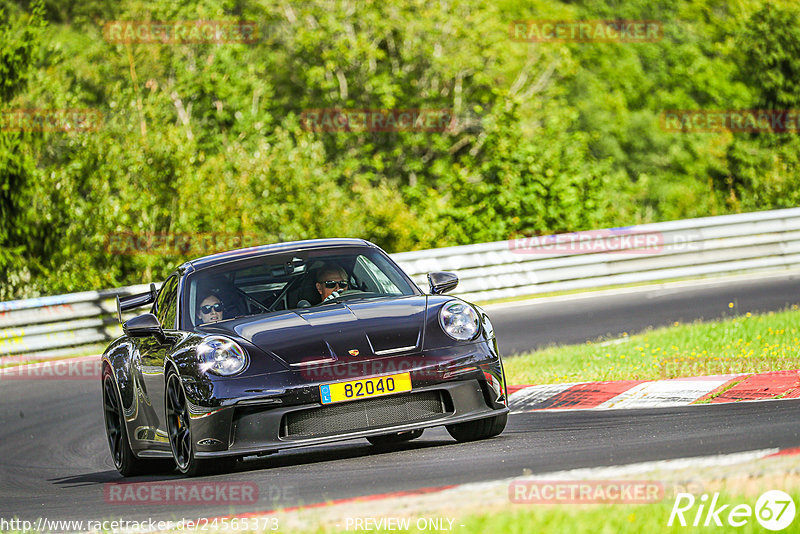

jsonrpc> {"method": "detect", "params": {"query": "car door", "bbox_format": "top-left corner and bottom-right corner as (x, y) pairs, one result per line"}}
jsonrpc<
(137, 273), (180, 445)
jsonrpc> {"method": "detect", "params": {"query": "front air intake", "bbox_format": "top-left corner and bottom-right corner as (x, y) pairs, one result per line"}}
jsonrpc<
(281, 391), (449, 439)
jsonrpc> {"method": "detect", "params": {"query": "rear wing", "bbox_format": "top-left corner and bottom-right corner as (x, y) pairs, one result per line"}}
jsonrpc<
(116, 283), (158, 323)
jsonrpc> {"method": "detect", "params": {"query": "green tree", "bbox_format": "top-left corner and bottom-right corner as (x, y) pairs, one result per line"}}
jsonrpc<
(725, 3), (800, 210)
(0, 0), (45, 299)
(1, 0), (798, 299)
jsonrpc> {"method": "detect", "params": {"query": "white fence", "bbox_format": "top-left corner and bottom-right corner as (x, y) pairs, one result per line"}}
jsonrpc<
(394, 208), (800, 302)
(2, 208), (800, 359)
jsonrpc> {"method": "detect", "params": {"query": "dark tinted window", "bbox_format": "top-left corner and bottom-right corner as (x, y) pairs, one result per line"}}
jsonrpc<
(182, 247), (420, 329)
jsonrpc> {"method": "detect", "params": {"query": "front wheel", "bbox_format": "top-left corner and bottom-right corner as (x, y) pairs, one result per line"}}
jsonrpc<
(165, 371), (234, 476)
(446, 413), (507, 443)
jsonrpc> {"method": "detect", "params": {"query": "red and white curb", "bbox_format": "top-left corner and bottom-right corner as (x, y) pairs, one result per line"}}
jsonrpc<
(2, 358), (799, 411)
(509, 370), (800, 413)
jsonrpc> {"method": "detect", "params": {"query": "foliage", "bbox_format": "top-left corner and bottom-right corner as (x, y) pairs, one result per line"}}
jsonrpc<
(722, 3), (800, 211)
(1, 0), (798, 297)
(0, 0), (45, 299)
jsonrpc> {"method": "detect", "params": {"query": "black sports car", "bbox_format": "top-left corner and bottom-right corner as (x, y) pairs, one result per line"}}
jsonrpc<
(102, 238), (508, 476)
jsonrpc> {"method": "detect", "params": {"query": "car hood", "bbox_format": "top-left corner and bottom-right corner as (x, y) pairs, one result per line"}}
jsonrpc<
(198, 295), (427, 367)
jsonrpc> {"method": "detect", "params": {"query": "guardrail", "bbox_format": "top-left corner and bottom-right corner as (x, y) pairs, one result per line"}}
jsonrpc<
(0, 286), (153, 360)
(395, 207), (800, 302)
(2, 208), (800, 359)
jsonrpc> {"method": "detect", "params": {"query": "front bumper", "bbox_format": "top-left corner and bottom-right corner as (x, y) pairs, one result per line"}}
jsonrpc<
(195, 379), (507, 458)
(179, 341), (507, 458)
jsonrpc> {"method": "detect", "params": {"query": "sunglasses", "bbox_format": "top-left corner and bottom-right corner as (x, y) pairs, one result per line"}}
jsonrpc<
(320, 280), (349, 289)
(200, 303), (223, 314)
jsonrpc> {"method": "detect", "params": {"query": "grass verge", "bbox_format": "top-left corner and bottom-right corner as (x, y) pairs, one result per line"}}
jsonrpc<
(398, 490), (800, 534)
(303, 483), (800, 534)
(504, 306), (800, 385)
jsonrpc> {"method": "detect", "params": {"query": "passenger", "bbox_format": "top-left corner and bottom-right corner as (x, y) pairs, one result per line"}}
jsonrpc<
(197, 294), (224, 324)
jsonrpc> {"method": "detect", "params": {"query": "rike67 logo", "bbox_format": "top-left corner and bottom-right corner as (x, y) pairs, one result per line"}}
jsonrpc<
(669, 490), (796, 531)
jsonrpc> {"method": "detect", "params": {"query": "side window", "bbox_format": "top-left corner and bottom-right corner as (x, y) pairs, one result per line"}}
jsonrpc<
(154, 275), (179, 330)
(353, 255), (403, 294)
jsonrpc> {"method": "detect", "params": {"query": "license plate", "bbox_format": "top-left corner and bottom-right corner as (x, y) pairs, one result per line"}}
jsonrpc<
(319, 372), (412, 405)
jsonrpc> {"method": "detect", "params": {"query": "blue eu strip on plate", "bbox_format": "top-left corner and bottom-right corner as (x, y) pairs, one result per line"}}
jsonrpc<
(319, 384), (332, 404)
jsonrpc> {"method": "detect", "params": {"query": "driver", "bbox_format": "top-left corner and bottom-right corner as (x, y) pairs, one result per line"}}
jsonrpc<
(197, 294), (224, 324)
(315, 264), (350, 303)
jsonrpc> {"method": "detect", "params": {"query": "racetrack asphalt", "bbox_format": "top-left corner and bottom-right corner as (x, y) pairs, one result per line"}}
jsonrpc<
(1, 377), (799, 524)
(1, 273), (800, 524)
(488, 272), (800, 355)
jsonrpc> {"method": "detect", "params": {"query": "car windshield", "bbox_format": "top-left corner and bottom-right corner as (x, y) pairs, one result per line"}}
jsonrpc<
(183, 246), (419, 329)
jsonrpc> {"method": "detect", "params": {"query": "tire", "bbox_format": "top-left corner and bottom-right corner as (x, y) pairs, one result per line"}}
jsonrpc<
(367, 429), (424, 446)
(445, 412), (507, 443)
(103, 366), (168, 476)
(165, 371), (235, 476)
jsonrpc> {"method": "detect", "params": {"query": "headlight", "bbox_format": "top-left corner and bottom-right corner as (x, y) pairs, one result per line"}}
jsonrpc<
(439, 301), (480, 341)
(197, 336), (248, 376)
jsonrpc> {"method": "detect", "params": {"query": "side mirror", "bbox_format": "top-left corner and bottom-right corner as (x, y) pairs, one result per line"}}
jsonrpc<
(123, 313), (165, 342)
(428, 271), (459, 295)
